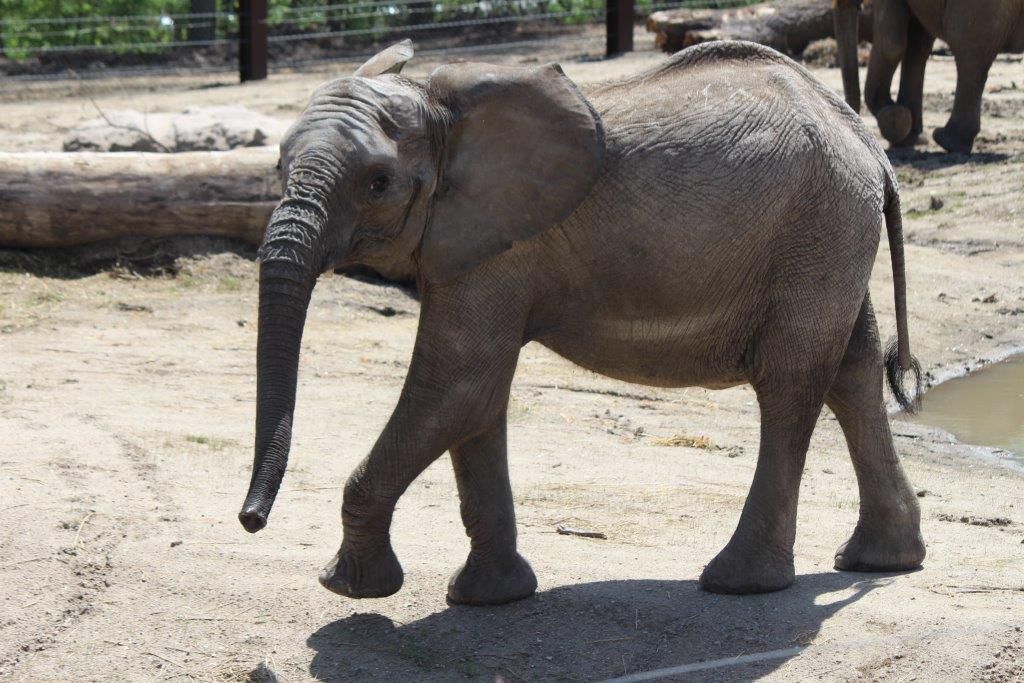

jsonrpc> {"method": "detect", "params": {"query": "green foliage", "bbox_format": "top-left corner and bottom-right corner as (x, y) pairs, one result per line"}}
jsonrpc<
(0, 0), (761, 59)
(0, 0), (193, 56)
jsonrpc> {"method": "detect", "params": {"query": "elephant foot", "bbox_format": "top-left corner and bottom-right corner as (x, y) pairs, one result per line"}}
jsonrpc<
(699, 542), (794, 595)
(447, 551), (537, 605)
(933, 125), (976, 155)
(319, 541), (404, 599)
(876, 105), (913, 147)
(834, 518), (925, 572)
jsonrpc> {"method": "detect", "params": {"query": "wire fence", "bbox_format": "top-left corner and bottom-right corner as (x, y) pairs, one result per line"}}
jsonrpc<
(0, 0), (757, 81)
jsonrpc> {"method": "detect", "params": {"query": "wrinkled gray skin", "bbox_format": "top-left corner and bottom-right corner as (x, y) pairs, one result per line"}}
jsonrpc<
(238, 39), (926, 605)
(834, 0), (1024, 154)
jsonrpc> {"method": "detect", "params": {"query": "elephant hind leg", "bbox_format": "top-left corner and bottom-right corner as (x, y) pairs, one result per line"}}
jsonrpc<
(933, 50), (996, 154)
(699, 389), (822, 594)
(700, 305), (850, 594)
(826, 294), (925, 572)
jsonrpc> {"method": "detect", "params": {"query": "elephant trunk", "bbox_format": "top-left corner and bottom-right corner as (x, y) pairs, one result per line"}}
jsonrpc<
(239, 198), (325, 533)
(833, 1), (862, 112)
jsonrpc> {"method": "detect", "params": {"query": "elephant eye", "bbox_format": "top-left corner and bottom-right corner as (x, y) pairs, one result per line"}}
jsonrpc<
(369, 173), (391, 197)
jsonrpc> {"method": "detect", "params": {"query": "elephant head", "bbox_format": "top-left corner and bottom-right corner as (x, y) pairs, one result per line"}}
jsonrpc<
(237, 40), (605, 533)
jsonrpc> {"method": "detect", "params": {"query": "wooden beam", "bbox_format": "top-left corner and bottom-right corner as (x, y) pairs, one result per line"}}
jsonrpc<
(0, 149), (281, 248)
(606, 0), (635, 56)
(239, 0), (268, 82)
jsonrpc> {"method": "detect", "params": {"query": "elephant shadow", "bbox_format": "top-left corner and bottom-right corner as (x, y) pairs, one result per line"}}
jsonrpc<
(307, 570), (902, 681)
(886, 147), (1009, 170)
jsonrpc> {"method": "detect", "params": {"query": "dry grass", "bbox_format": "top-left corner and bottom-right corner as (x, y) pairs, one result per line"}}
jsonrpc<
(650, 433), (716, 449)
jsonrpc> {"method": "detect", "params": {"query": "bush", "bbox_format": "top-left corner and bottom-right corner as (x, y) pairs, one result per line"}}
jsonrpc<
(0, 0), (760, 60)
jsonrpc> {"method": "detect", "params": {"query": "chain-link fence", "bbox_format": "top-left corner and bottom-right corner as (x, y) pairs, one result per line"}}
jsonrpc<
(0, 0), (757, 82)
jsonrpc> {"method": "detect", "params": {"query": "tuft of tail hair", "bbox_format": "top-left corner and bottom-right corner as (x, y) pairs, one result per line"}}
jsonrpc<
(884, 337), (922, 413)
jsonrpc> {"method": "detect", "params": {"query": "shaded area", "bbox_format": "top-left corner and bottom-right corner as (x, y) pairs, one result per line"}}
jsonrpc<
(886, 148), (1011, 170)
(0, 236), (256, 279)
(308, 572), (891, 681)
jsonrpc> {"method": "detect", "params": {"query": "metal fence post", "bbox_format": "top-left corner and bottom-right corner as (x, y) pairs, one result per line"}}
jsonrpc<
(239, 0), (267, 82)
(605, 0), (634, 56)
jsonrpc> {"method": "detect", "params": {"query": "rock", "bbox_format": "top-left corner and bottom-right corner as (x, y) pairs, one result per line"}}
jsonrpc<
(63, 111), (174, 153)
(116, 302), (153, 313)
(929, 194), (945, 211)
(172, 106), (290, 152)
(63, 106), (291, 153)
(249, 661), (282, 683)
(802, 38), (839, 67)
(937, 513), (1013, 527)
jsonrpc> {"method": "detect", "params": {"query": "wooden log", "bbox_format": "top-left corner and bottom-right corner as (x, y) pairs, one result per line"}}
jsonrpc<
(0, 148), (281, 248)
(646, 0), (872, 55)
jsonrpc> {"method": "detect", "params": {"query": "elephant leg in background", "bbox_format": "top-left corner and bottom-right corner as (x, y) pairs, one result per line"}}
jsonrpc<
(447, 416), (538, 605)
(895, 16), (935, 145)
(319, 286), (525, 600)
(865, 0), (916, 146)
(826, 294), (926, 571)
(834, 0), (865, 111)
(700, 305), (850, 594)
(933, 49), (998, 154)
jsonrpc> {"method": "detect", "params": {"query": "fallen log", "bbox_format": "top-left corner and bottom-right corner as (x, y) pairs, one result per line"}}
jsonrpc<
(645, 0), (872, 55)
(0, 148), (281, 248)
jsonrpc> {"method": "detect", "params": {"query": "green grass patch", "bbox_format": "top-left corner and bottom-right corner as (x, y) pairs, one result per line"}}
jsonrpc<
(32, 290), (64, 305)
(184, 434), (238, 451)
(216, 276), (244, 293)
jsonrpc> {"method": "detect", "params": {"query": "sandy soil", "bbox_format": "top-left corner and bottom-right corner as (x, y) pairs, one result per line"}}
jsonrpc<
(1, 36), (1023, 682)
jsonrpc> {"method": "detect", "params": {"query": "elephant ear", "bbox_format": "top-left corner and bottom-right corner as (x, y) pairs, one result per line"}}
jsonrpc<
(354, 39), (413, 77)
(421, 62), (605, 282)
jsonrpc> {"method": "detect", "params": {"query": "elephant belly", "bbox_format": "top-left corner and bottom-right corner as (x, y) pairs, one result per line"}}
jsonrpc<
(535, 316), (750, 390)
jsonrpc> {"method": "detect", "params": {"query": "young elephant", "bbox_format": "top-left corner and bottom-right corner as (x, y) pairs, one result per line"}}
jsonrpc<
(834, 0), (1024, 154)
(238, 39), (926, 604)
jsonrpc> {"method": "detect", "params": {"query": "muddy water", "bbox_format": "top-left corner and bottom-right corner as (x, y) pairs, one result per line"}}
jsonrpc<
(900, 355), (1024, 458)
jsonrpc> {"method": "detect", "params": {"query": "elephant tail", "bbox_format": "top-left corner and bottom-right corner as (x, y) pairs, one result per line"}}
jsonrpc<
(883, 187), (922, 413)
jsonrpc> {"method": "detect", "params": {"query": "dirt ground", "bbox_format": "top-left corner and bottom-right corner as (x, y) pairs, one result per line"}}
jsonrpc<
(1, 35), (1023, 682)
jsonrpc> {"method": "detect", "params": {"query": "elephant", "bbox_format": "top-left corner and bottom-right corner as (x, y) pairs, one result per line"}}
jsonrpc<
(237, 38), (927, 605)
(834, 0), (1024, 153)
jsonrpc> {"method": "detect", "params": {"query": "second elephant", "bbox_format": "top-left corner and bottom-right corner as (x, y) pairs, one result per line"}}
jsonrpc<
(835, 0), (1024, 153)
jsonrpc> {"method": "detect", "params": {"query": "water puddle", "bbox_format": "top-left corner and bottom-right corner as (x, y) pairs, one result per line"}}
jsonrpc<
(899, 354), (1024, 459)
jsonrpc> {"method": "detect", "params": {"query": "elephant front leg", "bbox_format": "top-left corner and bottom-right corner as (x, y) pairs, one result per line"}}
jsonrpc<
(895, 18), (934, 146)
(865, 0), (913, 146)
(447, 416), (537, 605)
(319, 390), (516, 600)
(319, 283), (527, 600)
(318, 447), (429, 599)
